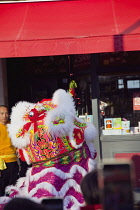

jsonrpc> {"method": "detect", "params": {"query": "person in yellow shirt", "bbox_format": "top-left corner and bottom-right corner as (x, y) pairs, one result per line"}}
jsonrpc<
(0, 105), (19, 196)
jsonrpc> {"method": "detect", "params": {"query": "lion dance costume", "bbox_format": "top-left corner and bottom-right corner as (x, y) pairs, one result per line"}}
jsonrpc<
(0, 89), (97, 210)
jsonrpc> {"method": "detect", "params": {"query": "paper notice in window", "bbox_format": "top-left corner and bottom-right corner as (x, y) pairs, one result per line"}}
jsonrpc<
(133, 92), (140, 110)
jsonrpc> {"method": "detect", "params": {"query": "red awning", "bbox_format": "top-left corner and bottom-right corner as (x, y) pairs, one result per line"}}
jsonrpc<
(0, 0), (140, 58)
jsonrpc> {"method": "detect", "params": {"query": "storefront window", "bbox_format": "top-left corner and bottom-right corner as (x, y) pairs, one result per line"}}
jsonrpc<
(98, 51), (140, 135)
(99, 74), (140, 134)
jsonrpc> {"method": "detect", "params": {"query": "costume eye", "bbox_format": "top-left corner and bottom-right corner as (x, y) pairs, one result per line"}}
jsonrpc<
(29, 111), (34, 117)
